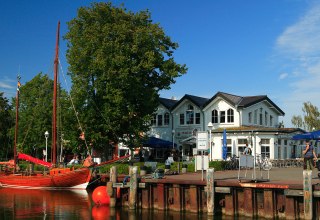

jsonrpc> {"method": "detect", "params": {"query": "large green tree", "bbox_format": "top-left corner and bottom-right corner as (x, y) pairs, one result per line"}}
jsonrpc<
(14, 73), (73, 158)
(64, 3), (187, 150)
(291, 101), (320, 131)
(0, 92), (13, 159)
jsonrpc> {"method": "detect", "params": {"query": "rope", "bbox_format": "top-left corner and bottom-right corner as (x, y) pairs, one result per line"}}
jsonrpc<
(58, 58), (90, 156)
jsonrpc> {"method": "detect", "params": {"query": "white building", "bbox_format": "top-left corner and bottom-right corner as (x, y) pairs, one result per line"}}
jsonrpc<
(149, 91), (307, 161)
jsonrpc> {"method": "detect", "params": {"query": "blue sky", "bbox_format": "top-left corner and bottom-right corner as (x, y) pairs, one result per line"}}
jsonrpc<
(1, 0), (320, 128)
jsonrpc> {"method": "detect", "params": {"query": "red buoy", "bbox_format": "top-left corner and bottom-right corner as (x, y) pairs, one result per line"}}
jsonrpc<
(92, 205), (110, 220)
(92, 186), (110, 205)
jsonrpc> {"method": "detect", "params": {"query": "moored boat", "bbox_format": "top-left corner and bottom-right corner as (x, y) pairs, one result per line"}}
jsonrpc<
(0, 21), (92, 190)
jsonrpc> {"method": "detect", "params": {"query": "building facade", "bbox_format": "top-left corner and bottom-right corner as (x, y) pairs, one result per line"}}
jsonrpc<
(149, 91), (308, 161)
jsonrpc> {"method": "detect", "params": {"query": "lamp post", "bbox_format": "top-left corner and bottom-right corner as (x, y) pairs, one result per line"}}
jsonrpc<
(45, 131), (49, 162)
(207, 122), (213, 161)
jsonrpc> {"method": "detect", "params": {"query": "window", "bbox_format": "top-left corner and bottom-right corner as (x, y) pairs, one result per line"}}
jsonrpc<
(254, 109), (258, 124)
(164, 112), (169, 125)
(261, 146), (270, 158)
(157, 115), (163, 126)
(259, 108), (263, 125)
(260, 139), (270, 145)
(278, 146), (281, 159)
(212, 109), (218, 123)
(261, 138), (270, 158)
(278, 139), (281, 145)
(284, 140), (288, 145)
(195, 112), (200, 124)
(186, 105), (194, 125)
(248, 112), (252, 124)
(238, 139), (248, 145)
(270, 115), (273, 126)
(180, 114), (184, 125)
(220, 111), (226, 123)
(284, 147), (287, 159)
(151, 114), (156, 126)
(227, 109), (234, 123)
(265, 111), (268, 126)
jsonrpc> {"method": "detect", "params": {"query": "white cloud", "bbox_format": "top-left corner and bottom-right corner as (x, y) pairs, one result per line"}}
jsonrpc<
(276, 3), (320, 56)
(274, 2), (320, 128)
(279, 72), (288, 80)
(0, 82), (14, 89)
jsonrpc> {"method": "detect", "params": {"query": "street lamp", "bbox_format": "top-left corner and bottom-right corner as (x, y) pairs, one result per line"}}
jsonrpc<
(207, 122), (213, 161)
(44, 131), (49, 162)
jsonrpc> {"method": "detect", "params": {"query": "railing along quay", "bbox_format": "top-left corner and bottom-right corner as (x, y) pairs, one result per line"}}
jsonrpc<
(94, 166), (320, 219)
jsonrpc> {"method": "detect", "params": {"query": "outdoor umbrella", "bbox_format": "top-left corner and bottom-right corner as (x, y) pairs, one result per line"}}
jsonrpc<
(143, 137), (176, 149)
(292, 130), (320, 140)
(222, 129), (227, 160)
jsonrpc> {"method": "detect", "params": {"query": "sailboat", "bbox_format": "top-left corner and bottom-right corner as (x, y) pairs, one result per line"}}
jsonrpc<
(0, 21), (91, 189)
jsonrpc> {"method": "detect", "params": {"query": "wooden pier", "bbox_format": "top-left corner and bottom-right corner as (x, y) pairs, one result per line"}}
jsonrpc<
(96, 167), (320, 219)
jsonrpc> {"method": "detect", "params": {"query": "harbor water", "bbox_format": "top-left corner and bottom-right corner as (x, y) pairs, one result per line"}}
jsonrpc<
(0, 187), (222, 220)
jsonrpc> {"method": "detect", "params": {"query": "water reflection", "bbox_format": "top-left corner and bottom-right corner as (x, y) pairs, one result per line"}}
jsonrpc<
(0, 188), (90, 219)
(0, 188), (229, 220)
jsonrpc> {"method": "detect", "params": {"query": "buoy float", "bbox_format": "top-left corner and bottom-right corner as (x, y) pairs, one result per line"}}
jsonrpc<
(92, 205), (110, 220)
(92, 186), (110, 205)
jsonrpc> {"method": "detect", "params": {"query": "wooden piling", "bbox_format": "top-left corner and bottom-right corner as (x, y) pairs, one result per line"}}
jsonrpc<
(206, 168), (214, 215)
(108, 166), (117, 207)
(303, 170), (312, 219)
(129, 166), (138, 210)
(264, 189), (274, 218)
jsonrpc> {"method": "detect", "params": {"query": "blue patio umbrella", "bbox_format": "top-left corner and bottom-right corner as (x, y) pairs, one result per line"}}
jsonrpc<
(292, 130), (320, 140)
(222, 129), (227, 160)
(143, 137), (176, 149)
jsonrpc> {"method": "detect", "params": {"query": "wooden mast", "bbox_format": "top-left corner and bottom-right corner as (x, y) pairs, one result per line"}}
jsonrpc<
(14, 75), (21, 171)
(52, 21), (60, 165)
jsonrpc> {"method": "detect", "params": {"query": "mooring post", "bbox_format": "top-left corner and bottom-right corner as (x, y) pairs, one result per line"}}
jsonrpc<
(207, 168), (215, 215)
(303, 170), (312, 219)
(108, 166), (118, 208)
(129, 166), (138, 210)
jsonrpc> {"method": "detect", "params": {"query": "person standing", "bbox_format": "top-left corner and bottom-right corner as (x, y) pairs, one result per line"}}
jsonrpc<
(303, 140), (317, 170)
(243, 143), (252, 155)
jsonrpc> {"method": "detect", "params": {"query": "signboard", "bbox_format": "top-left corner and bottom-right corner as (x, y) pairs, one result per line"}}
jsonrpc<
(197, 131), (208, 150)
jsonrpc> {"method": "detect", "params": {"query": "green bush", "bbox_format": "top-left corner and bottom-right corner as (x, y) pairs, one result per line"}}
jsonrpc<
(209, 160), (228, 171)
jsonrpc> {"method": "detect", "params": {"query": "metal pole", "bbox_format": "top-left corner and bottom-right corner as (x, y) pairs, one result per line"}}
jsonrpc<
(201, 151), (204, 181)
(209, 131), (212, 161)
(45, 136), (48, 162)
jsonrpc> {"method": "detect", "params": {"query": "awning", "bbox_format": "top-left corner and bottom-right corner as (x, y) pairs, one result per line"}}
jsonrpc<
(179, 136), (196, 145)
(143, 137), (176, 149)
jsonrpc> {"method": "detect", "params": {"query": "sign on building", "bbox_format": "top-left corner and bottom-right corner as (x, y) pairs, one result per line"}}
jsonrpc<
(197, 131), (208, 150)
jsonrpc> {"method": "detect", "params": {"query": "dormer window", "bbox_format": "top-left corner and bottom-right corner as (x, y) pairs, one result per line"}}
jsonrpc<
(227, 109), (234, 123)
(164, 112), (169, 125)
(212, 109), (218, 123)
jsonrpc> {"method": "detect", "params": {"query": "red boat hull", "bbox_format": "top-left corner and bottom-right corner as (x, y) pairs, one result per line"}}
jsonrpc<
(0, 168), (91, 189)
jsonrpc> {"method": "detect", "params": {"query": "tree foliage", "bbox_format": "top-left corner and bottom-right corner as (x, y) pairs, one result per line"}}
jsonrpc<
(64, 2), (187, 150)
(13, 73), (72, 157)
(0, 92), (13, 159)
(291, 101), (320, 131)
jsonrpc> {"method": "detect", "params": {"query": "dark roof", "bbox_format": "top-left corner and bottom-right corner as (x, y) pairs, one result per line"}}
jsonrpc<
(172, 94), (209, 110)
(210, 126), (304, 134)
(205, 91), (285, 116)
(159, 97), (178, 110)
